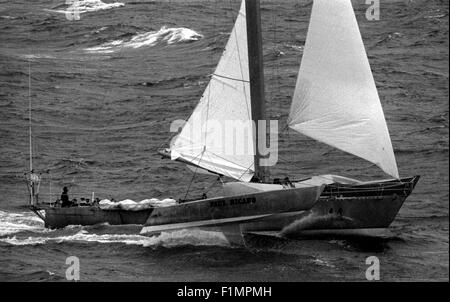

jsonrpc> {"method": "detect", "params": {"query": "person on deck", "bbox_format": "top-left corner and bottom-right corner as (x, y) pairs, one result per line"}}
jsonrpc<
(29, 169), (41, 205)
(61, 187), (71, 207)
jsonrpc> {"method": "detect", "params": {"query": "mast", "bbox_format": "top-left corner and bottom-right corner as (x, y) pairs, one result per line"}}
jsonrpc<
(27, 59), (35, 206)
(28, 60), (33, 172)
(245, 0), (268, 182)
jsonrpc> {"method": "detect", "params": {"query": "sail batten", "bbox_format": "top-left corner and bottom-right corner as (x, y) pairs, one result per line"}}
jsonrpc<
(170, 0), (254, 182)
(288, 0), (399, 179)
(212, 73), (250, 83)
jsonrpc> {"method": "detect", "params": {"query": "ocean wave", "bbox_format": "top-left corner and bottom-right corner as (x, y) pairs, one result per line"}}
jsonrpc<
(312, 258), (336, 268)
(374, 32), (405, 46)
(0, 15), (17, 20)
(0, 228), (230, 247)
(7, 270), (65, 282)
(0, 236), (48, 246)
(84, 27), (203, 53)
(0, 210), (45, 236)
(283, 43), (304, 52)
(424, 13), (447, 19)
(142, 229), (229, 248)
(22, 54), (56, 60)
(44, 0), (124, 15)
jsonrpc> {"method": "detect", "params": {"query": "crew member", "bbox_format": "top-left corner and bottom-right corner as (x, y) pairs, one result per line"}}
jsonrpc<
(29, 169), (41, 205)
(61, 187), (71, 207)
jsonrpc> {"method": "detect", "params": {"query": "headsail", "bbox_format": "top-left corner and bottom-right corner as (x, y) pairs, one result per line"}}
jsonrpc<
(170, 0), (255, 182)
(288, 0), (399, 179)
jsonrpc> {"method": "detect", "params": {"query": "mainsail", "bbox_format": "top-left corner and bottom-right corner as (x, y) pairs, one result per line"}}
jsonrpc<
(288, 0), (399, 179)
(170, 0), (255, 182)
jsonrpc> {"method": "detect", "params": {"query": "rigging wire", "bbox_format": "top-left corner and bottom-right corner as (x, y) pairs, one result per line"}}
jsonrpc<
(202, 176), (222, 197)
(180, 0), (219, 199)
(183, 150), (205, 200)
(203, 0), (217, 141)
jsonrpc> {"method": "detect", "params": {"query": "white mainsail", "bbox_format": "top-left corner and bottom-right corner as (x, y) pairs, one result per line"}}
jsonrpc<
(171, 0), (255, 182)
(288, 0), (399, 179)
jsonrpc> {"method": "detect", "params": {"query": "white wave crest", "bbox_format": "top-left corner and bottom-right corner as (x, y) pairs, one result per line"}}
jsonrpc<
(142, 229), (230, 248)
(0, 236), (47, 246)
(84, 27), (203, 54)
(22, 54), (56, 60)
(45, 0), (124, 15)
(312, 258), (336, 268)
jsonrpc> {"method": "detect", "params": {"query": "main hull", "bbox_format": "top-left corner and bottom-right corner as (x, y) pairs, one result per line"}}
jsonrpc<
(40, 206), (153, 229)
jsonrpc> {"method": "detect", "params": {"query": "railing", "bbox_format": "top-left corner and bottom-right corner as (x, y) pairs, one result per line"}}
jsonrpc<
(321, 177), (418, 198)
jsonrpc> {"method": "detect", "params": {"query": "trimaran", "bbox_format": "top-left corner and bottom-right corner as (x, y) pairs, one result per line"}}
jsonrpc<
(26, 0), (419, 243)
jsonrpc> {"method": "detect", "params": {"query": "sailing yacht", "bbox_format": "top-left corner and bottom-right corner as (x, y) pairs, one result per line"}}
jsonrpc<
(141, 0), (419, 239)
(26, 0), (418, 240)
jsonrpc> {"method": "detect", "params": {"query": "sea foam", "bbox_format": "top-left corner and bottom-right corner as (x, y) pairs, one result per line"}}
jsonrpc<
(0, 210), (45, 236)
(0, 210), (228, 247)
(0, 228), (230, 248)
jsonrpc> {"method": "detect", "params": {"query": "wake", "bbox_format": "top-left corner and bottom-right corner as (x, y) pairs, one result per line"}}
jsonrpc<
(0, 210), (229, 247)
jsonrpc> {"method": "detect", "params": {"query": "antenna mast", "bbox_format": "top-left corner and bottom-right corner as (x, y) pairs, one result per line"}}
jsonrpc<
(28, 60), (33, 172)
